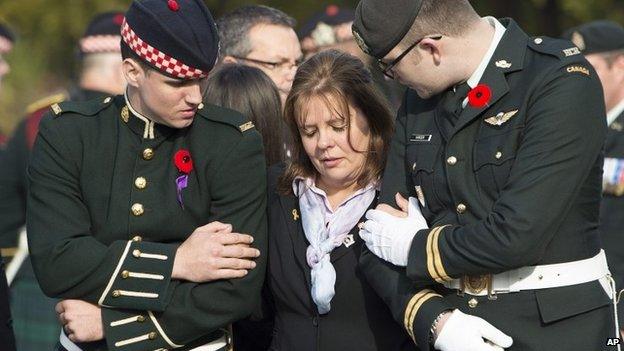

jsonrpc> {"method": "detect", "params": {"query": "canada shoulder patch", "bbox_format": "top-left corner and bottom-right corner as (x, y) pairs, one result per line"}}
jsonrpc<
(565, 65), (590, 76)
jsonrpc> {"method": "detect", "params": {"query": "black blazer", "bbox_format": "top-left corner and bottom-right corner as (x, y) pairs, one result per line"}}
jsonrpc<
(265, 166), (417, 351)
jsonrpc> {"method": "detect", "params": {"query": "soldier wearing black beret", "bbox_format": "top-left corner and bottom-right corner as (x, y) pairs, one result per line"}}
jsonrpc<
(563, 19), (624, 334)
(26, 1), (267, 350)
(353, 1), (617, 350)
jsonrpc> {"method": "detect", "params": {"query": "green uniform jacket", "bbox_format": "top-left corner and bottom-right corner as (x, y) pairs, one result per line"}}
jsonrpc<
(27, 95), (267, 351)
(361, 19), (611, 349)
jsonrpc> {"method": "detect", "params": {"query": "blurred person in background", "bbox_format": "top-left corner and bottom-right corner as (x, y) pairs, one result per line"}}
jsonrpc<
(0, 12), (124, 350)
(0, 22), (16, 153)
(563, 20), (624, 337)
(204, 63), (287, 167)
(0, 20), (17, 351)
(298, 4), (404, 111)
(217, 5), (303, 106)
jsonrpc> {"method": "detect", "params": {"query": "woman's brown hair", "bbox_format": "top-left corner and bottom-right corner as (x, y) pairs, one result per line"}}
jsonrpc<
(278, 49), (394, 194)
(204, 64), (288, 166)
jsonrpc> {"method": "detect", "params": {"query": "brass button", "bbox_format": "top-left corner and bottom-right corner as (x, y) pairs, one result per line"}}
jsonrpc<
(112, 290), (121, 298)
(131, 203), (144, 216)
(132, 235), (142, 242)
(495, 151), (503, 159)
(134, 177), (147, 189)
(133, 249), (141, 258)
(468, 298), (478, 308)
(142, 148), (154, 160)
(198, 102), (204, 110)
(103, 97), (112, 104)
(121, 270), (129, 279)
(446, 156), (457, 166)
(137, 315), (146, 322)
(148, 332), (157, 340)
(456, 203), (467, 214)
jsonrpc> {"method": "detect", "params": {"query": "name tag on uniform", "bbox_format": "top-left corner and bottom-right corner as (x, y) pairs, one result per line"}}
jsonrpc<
(410, 134), (432, 142)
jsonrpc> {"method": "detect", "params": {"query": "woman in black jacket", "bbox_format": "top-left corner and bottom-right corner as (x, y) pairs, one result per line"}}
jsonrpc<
(265, 50), (418, 351)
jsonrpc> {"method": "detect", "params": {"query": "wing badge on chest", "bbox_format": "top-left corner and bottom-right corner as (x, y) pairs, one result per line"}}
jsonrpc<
(484, 109), (519, 126)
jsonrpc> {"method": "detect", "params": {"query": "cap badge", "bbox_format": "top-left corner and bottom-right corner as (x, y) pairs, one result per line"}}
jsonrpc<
(352, 28), (371, 55)
(571, 31), (585, 51)
(168, 0), (180, 12)
(113, 14), (125, 26)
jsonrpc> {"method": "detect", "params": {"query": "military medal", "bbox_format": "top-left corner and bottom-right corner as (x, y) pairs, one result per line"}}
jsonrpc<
(174, 149), (193, 208)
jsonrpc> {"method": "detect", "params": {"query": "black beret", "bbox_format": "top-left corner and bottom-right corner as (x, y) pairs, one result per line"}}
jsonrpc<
(352, 0), (422, 59)
(80, 12), (125, 54)
(0, 22), (15, 54)
(562, 20), (624, 55)
(299, 5), (355, 39)
(122, 0), (219, 80)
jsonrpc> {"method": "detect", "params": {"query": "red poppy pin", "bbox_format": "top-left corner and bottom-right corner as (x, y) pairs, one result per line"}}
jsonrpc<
(467, 84), (492, 109)
(174, 149), (193, 208)
(167, 0), (180, 11)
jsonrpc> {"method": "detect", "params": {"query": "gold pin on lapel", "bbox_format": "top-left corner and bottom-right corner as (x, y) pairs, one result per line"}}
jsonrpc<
(292, 209), (299, 221)
(485, 110), (519, 126)
(495, 60), (512, 69)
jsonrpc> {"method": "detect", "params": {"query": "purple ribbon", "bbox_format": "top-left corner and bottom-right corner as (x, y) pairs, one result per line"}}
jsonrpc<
(176, 175), (188, 208)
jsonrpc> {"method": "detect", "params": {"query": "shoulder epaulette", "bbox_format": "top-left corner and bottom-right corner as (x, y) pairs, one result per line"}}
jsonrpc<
(196, 103), (256, 133)
(528, 36), (583, 60)
(50, 96), (115, 117)
(25, 92), (68, 115)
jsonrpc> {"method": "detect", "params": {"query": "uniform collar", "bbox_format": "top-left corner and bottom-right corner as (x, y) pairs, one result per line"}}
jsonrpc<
(607, 98), (624, 126)
(466, 16), (507, 89)
(449, 18), (528, 133)
(122, 91), (175, 140)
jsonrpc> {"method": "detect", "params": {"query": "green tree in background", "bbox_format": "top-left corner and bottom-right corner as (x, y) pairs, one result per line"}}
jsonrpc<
(0, 0), (622, 133)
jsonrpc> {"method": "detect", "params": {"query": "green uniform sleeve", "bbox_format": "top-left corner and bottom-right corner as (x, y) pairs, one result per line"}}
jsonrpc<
(406, 65), (607, 283)
(102, 130), (267, 350)
(360, 245), (451, 349)
(380, 93), (412, 205)
(28, 114), (178, 308)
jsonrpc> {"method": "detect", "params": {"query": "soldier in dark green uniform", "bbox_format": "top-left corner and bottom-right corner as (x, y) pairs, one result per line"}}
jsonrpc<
(563, 20), (624, 336)
(352, 1), (618, 350)
(0, 12), (126, 350)
(27, 1), (266, 350)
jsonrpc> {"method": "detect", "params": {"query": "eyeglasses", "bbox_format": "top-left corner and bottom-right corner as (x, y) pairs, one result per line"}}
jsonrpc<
(378, 35), (443, 79)
(232, 56), (304, 72)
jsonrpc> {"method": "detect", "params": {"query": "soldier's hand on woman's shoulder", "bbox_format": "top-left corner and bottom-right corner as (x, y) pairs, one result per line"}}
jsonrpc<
(172, 221), (261, 283)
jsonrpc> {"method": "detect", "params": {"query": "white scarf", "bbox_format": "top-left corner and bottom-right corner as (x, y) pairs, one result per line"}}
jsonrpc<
(294, 177), (376, 314)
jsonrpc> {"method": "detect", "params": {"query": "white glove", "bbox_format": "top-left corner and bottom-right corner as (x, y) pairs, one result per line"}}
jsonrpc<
(434, 309), (513, 351)
(359, 197), (428, 266)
